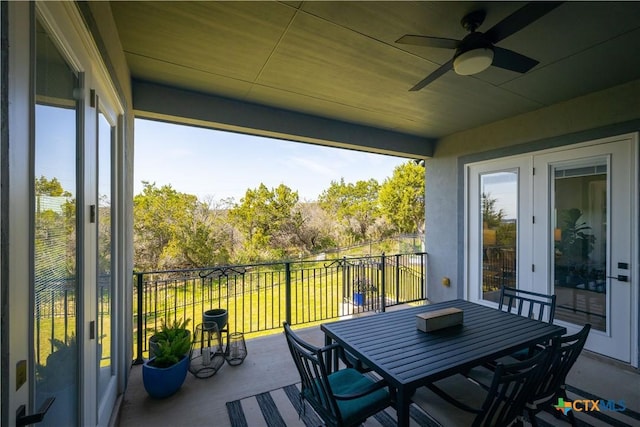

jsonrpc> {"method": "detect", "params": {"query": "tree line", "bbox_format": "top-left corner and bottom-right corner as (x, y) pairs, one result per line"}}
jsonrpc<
(31, 161), (426, 273)
(133, 161), (425, 271)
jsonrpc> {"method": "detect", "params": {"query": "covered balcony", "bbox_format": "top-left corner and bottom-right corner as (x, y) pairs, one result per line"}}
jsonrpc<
(117, 310), (640, 427)
(4, 2), (640, 426)
(119, 252), (639, 426)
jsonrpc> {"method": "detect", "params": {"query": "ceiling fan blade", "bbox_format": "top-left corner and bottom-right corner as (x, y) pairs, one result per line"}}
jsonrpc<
(396, 34), (459, 50)
(409, 59), (454, 91)
(484, 2), (564, 44)
(492, 47), (539, 73)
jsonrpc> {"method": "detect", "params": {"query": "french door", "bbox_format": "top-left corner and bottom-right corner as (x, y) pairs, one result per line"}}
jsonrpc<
(467, 156), (533, 302)
(31, 3), (123, 425)
(96, 102), (118, 426)
(467, 135), (637, 364)
(33, 16), (80, 426)
(532, 137), (635, 362)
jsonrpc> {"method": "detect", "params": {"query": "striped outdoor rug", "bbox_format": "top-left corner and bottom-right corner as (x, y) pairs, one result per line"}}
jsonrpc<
(226, 383), (640, 427)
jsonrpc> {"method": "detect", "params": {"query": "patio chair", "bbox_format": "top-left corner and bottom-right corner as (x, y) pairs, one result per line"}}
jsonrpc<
(412, 345), (554, 427)
(525, 324), (591, 427)
(341, 349), (372, 373)
(283, 322), (393, 427)
(499, 285), (557, 323)
(498, 285), (557, 361)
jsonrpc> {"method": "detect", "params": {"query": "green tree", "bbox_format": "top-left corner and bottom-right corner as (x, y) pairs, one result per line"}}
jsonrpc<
(318, 178), (380, 243)
(35, 176), (71, 197)
(169, 197), (232, 267)
(98, 195), (112, 275)
(133, 182), (231, 270)
(228, 184), (300, 261)
(482, 192), (515, 246)
(482, 192), (504, 228)
(34, 176), (76, 276)
(378, 161), (425, 234)
(291, 202), (337, 254)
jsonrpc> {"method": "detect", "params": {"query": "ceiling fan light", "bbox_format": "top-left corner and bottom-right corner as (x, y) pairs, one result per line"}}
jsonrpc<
(453, 48), (494, 76)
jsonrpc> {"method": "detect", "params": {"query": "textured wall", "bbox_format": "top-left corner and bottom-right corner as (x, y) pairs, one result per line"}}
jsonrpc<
(425, 78), (640, 303)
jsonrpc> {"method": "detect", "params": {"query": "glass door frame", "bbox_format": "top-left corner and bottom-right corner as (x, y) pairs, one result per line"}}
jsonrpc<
(95, 97), (120, 427)
(548, 155), (609, 333)
(465, 134), (638, 367)
(532, 135), (638, 364)
(32, 12), (83, 427)
(465, 155), (533, 304)
(32, 2), (126, 425)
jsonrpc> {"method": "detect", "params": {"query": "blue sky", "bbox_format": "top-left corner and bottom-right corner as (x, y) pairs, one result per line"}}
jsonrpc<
(134, 118), (410, 202)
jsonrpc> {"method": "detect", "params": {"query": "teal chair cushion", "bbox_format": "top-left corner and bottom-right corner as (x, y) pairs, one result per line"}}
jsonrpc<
(327, 368), (390, 425)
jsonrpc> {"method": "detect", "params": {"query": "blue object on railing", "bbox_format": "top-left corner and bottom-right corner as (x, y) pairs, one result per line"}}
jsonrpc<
(353, 292), (365, 306)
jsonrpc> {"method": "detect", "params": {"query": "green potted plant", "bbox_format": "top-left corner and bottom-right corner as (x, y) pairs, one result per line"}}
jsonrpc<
(143, 318), (191, 399)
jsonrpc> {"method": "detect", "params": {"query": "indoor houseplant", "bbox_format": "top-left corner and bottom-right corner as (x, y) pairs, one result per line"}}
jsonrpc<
(142, 318), (191, 399)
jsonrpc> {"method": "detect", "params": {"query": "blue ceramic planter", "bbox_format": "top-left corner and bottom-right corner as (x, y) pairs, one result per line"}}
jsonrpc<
(353, 292), (365, 306)
(142, 355), (189, 399)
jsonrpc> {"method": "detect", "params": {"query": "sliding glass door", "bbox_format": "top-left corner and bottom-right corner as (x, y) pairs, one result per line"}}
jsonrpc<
(34, 18), (79, 426)
(31, 5), (124, 425)
(97, 108), (117, 425)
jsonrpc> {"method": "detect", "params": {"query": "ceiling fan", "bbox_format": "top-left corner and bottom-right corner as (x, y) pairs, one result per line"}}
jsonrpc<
(396, 2), (563, 91)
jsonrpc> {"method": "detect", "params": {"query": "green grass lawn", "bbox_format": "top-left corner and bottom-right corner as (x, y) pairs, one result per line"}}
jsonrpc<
(36, 250), (424, 365)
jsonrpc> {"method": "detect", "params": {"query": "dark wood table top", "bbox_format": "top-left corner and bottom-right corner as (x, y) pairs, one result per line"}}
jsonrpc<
(321, 299), (567, 389)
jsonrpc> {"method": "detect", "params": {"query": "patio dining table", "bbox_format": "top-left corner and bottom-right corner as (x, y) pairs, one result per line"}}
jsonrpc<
(321, 299), (566, 426)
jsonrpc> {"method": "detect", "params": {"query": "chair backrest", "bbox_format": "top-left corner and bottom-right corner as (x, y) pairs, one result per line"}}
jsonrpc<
(499, 286), (557, 323)
(531, 324), (591, 406)
(474, 345), (553, 427)
(283, 322), (341, 425)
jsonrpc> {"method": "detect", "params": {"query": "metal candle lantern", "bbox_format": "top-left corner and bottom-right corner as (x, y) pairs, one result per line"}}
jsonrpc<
(224, 332), (247, 366)
(189, 323), (224, 378)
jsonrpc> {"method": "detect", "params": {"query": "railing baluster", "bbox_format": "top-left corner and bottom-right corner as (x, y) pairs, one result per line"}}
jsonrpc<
(134, 272), (144, 365)
(381, 253), (386, 312)
(285, 261), (291, 326)
(129, 250), (428, 365)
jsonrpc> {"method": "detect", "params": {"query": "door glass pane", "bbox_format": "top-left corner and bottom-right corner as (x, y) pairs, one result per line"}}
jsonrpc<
(97, 111), (114, 401)
(34, 19), (78, 426)
(480, 171), (518, 302)
(553, 159), (607, 331)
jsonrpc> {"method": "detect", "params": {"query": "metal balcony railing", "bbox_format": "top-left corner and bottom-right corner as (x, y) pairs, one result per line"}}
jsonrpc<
(132, 252), (426, 363)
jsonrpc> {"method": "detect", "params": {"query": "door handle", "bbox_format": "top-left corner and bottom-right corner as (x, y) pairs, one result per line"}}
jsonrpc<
(607, 275), (629, 282)
(16, 397), (55, 426)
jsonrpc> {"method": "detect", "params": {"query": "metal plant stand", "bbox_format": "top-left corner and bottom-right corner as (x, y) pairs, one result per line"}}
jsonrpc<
(189, 323), (224, 378)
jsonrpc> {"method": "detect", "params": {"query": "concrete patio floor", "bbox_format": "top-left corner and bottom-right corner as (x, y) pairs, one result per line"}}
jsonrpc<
(116, 307), (639, 427)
